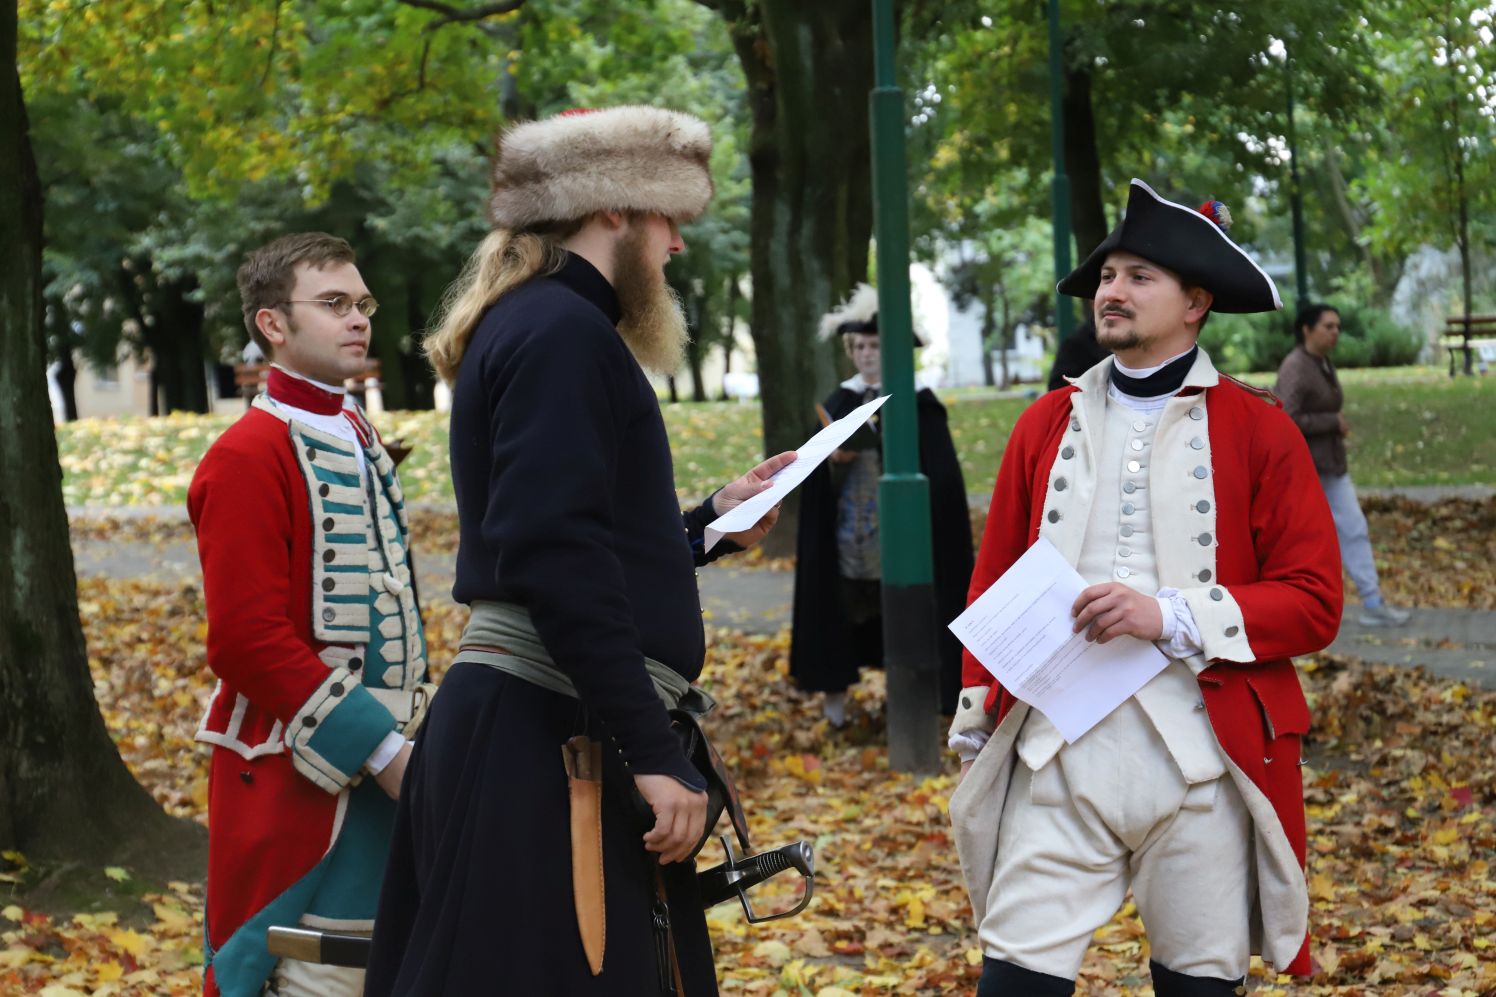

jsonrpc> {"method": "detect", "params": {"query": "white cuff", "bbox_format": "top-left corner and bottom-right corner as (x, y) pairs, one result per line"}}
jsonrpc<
(364, 731), (409, 775)
(948, 729), (991, 764)
(1155, 588), (1205, 660)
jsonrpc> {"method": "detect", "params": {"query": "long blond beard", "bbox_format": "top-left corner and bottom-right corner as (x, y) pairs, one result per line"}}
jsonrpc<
(612, 225), (690, 378)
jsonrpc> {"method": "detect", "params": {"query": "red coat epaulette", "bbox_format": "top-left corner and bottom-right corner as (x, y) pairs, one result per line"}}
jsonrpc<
(1220, 373), (1283, 408)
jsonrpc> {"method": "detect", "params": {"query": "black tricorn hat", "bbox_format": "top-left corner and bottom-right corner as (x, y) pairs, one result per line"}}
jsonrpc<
(1058, 179), (1281, 314)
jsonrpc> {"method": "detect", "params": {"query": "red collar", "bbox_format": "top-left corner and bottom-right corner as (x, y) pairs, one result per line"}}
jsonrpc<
(266, 367), (345, 416)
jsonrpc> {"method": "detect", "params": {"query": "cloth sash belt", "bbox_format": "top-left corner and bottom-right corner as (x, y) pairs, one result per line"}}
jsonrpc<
(457, 600), (716, 717)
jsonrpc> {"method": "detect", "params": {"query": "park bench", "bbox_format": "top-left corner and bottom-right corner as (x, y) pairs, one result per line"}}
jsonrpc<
(233, 360), (384, 408)
(1441, 315), (1496, 376)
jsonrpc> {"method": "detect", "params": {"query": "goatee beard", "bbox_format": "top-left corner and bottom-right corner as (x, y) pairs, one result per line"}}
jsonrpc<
(612, 226), (690, 378)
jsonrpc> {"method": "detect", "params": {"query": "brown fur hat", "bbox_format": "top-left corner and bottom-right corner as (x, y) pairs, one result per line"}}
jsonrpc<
(488, 106), (714, 230)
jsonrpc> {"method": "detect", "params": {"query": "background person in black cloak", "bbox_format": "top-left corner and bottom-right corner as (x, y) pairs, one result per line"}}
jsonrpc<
(1045, 315), (1109, 391)
(364, 106), (793, 997)
(789, 284), (974, 726)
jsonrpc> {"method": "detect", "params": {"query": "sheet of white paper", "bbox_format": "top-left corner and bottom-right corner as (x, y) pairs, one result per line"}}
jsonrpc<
(703, 394), (891, 553)
(947, 537), (1168, 742)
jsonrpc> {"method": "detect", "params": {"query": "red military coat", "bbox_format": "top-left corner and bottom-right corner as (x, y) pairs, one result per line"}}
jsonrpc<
(949, 353), (1342, 976)
(189, 386), (426, 997)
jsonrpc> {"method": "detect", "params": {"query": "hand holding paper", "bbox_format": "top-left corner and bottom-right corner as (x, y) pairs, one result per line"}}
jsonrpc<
(947, 537), (1168, 742)
(704, 394), (890, 553)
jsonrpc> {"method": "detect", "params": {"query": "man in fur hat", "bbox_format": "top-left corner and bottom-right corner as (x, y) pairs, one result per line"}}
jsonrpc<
(947, 180), (1343, 995)
(789, 284), (973, 725)
(190, 232), (433, 997)
(365, 106), (793, 996)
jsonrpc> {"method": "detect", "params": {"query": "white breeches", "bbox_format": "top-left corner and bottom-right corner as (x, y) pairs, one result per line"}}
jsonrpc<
(981, 714), (1255, 980)
(263, 960), (364, 997)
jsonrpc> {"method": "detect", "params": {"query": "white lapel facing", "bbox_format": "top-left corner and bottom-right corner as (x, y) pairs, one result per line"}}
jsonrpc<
(1037, 359), (1113, 562)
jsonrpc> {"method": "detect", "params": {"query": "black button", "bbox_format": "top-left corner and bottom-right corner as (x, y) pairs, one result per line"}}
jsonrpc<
(1054, 478), (1067, 491)
(306, 448), (317, 461)
(303, 716), (318, 728)
(330, 683), (345, 697)
(1047, 510), (1061, 523)
(349, 657), (363, 672)
(239, 771), (253, 785)
(322, 608), (336, 622)
(323, 550), (336, 563)
(319, 483), (330, 497)
(961, 696), (972, 710)
(1198, 569), (1213, 582)
(323, 517), (335, 531)
(322, 578), (335, 592)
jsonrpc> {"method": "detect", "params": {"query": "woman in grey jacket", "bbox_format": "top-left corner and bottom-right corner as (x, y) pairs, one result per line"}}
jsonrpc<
(1275, 303), (1410, 626)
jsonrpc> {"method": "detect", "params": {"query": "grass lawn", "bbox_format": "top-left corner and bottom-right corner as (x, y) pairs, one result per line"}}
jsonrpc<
(55, 367), (1493, 507)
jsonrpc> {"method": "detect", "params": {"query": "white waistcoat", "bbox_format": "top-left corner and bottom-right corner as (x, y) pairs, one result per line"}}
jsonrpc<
(1016, 397), (1225, 785)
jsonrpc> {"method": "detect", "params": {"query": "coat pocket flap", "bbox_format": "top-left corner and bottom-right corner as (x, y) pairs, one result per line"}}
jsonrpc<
(1247, 669), (1311, 739)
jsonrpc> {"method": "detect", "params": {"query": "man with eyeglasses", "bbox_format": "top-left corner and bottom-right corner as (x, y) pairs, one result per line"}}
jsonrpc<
(188, 232), (434, 997)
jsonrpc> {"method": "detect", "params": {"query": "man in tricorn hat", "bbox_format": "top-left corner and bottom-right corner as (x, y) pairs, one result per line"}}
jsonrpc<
(364, 107), (793, 996)
(947, 179), (1343, 995)
(789, 284), (973, 725)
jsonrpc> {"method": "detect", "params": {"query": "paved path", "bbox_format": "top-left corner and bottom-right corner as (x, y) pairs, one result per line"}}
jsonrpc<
(70, 532), (1495, 688)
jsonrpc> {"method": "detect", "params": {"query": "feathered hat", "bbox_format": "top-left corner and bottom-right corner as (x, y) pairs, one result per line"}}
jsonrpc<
(1057, 178), (1281, 313)
(818, 283), (926, 347)
(489, 106), (714, 230)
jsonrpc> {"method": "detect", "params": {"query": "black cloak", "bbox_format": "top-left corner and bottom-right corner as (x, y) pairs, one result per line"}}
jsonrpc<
(788, 386), (974, 714)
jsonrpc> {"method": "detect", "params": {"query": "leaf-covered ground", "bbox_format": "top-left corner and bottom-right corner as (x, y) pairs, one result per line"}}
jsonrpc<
(3, 578), (1493, 995)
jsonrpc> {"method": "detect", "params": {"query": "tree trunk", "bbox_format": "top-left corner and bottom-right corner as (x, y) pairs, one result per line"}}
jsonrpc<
(700, 0), (878, 553)
(1062, 64), (1108, 260)
(0, 9), (199, 870)
(977, 284), (996, 388)
(997, 288), (1011, 390)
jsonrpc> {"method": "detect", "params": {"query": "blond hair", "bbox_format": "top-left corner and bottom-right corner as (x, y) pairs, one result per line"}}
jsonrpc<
(425, 219), (584, 382)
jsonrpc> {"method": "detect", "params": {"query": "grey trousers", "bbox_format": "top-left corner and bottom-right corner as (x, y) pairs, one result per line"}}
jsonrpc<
(1318, 472), (1381, 605)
